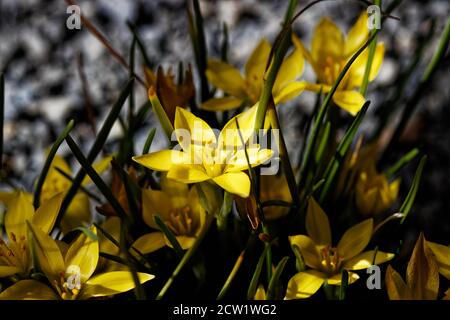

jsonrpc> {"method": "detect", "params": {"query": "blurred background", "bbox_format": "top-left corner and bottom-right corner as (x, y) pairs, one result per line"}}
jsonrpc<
(0, 0), (449, 277)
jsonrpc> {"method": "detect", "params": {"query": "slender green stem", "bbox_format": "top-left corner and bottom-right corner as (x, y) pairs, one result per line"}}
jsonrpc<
(0, 73), (4, 173)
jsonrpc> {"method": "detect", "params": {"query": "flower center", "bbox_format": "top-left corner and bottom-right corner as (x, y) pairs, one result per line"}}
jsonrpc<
(55, 265), (82, 300)
(165, 206), (195, 236)
(320, 246), (343, 276)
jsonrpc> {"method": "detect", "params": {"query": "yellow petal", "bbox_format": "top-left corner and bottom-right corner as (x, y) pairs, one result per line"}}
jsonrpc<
(80, 271), (154, 299)
(131, 232), (166, 255)
(172, 236), (196, 250)
(305, 197), (331, 246)
(343, 250), (395, 270)
(5, 190), (34, 240)
(274, 81), (307, 104)
(327, 271), (360, 285)
(201, 97), (245, 111)
(99, 217), (121, 255)
(406, 233), (439, 300)
(285, 270), (325, 299)
(0, 280), (58, 300)
(273, 48), (304, 94)
(133, 150), (186, 171)
(311, 18), (345, 67)
(218, 102), (259, 148)
(292, 34), (317, 73)
(142, 188), (172, 229)
(245, 39), (271, 91)
(345, 12), (369, 57)
(385, 265), (410, 300)
(32, 192), (64, 234)
(337, 219), (373, 260)
(167, 165), (211, 183)
(206, 59), (246, 98)
(65, 226), (99, 283)
(60, 192), (91, 234)
(27, 222), (65, 283)
(224, 148), (274, 173)
(254, 284), (266, 300)
(212, 172), (250, 198)
(289, 235), (321, 269)
(347, 43), (385, 89)
(0, 266), (22, 277)
(332, 90), (366, 116)
(174, 107), (217, 150)
(160, 174), (189, 208)
(427, 241), (450, 280)
(81, 155), (113, 186)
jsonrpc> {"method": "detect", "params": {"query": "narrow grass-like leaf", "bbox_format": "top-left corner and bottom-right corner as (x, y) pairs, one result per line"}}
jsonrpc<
(217, 250), (245, 300)
(266, 256), (289, 300)
(156, 215), (214, 300)
(33, 119), (75, 208)
(72, 227), (99, 241)
(385, 148), (419, 179)
(292, 244), (305, 272)
(57, 79), (133, 226)
(338, 270), (349, 300)
(127, 21), (152, 68)
(400, 155), (427, 223)
(360, 0), (381, 96)
(315, 121), (330, 164)
(54, 167), (101, 202)
(154, 214), (184, 259)
(142, 128), (156, 155)
(319, 101), (370, 202)
(247, 245), (269, 300)
(65, 135), (128, 221)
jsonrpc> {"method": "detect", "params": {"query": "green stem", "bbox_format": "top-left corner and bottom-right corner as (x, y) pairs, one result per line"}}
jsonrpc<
(217, 250), (245, 300)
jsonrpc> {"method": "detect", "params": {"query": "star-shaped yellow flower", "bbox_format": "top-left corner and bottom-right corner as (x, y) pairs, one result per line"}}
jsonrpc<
(292, 12), (385, 115)
(133, 104), (273, 198)
(0, 224), (154, 300)
(202, 38), (305, 111)
(286, 197), (394, 299)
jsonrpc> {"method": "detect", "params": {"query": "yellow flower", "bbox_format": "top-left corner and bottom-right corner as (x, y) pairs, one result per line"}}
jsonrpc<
(202, 39), (305, 111)
(427, 240), (450, 280)
(286, 197), (394, 299)
(41, 154), (112, 233)
(254, 284), (266, 300)
(385, 233), (439, 300)
(0, 191), (63, 278)
(0, 224), (154, 300)
(292, 12), (385, 115)
(355, 164), (400, 216)
(131, 175), (211, 252)
(133, 105), (273, 198)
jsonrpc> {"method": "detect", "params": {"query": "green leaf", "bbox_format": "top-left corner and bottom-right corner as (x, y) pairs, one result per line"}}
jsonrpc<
(0, 73), (4, 172)
(385, 148), (419, 179)
(319, 101), (370, 202)
(153, 214), (184, 259)
(400, 155), (427, 223)
(247, 245), (269, 300)
(266, 256), (289, 300)
(217, 250), (245, 300)
(315, 121), (330, 165)
(33, 119), (75, 208)
(338, 270), (349, 300)
(127, 22), (152, 68)
(57, 78), (133, 227)
(65, 135), (129, 222)
(142, 128), (157, 155)
(291, 244), (305, 272)
(72, 227), (99, 241)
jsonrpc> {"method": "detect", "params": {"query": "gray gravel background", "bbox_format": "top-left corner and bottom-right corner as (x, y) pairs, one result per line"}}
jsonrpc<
(0, 0), (449, 244)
